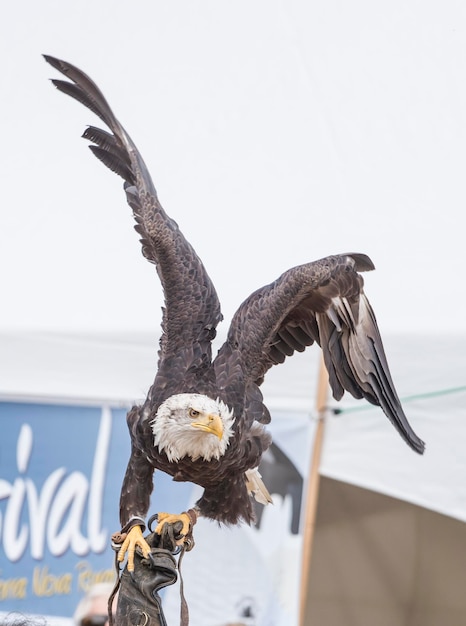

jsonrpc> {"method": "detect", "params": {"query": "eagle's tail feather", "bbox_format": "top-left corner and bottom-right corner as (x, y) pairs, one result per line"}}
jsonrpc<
(245, 468), (273, 506)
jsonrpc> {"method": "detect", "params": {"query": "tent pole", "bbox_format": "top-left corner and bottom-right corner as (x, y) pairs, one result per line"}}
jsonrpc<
(299, 351), (329, 626)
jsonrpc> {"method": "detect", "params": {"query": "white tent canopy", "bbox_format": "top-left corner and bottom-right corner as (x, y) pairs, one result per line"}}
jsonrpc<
(2, 330), (464, 524)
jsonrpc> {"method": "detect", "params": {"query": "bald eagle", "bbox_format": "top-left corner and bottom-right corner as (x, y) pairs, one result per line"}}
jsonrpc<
(45, 55), (425, 570)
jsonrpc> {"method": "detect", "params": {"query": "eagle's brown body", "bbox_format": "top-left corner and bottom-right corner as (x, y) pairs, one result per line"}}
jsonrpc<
(45, 55), (425, 533)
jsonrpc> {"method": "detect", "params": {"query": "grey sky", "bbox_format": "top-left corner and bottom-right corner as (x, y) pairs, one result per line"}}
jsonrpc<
(1, 0), (464, 335)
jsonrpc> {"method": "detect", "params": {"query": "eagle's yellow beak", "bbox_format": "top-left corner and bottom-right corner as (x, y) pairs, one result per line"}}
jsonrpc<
(191, 413), (223, 439)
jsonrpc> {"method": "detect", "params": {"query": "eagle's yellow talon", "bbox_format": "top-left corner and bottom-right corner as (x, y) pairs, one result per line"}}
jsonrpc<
(117, 525), (151, 572)
(155, 512), (191, 543)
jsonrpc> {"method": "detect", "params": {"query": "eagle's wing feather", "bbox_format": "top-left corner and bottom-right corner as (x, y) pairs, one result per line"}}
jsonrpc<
(215, 253), (425, 454)
(44, 56), (222, 385)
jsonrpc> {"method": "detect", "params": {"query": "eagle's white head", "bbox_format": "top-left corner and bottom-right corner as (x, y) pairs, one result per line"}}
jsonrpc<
(151, 393), (235, 462)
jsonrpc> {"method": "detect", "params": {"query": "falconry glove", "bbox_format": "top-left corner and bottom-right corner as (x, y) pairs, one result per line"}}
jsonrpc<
(111, 514), (195, 626)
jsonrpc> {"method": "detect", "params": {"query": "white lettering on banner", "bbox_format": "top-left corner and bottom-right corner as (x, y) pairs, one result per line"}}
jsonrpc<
(3, 478), (28, 561)
(47, 472), (91, 556)
(3, 425), (31, 561)
(0, 407), (111, 562)
(27, 468), (67, 559)
(87, 408), (110, 553)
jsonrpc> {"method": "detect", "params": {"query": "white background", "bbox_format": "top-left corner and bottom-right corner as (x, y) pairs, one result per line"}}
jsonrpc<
(1, 0), (465, 336)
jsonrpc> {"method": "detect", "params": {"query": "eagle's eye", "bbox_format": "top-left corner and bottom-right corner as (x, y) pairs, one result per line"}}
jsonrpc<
(189, 408), (200, 419)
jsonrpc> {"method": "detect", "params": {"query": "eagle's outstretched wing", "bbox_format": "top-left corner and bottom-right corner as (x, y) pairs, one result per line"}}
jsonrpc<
(44, 55), (222, 391)
(215, 253), (425, 454)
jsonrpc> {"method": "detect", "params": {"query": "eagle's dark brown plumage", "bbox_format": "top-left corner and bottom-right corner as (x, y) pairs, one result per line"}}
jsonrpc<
(45, 55), (424, 538)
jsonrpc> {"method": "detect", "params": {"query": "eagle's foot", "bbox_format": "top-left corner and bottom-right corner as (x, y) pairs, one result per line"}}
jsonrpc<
(154, 512), (191, 544)
(117, 524), (151, 573)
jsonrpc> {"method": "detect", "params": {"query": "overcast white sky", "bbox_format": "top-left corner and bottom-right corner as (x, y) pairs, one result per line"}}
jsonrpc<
(1, 0), (465, 336)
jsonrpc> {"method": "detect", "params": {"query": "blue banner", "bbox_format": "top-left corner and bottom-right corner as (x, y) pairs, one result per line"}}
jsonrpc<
(0, 401), (192, 618)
